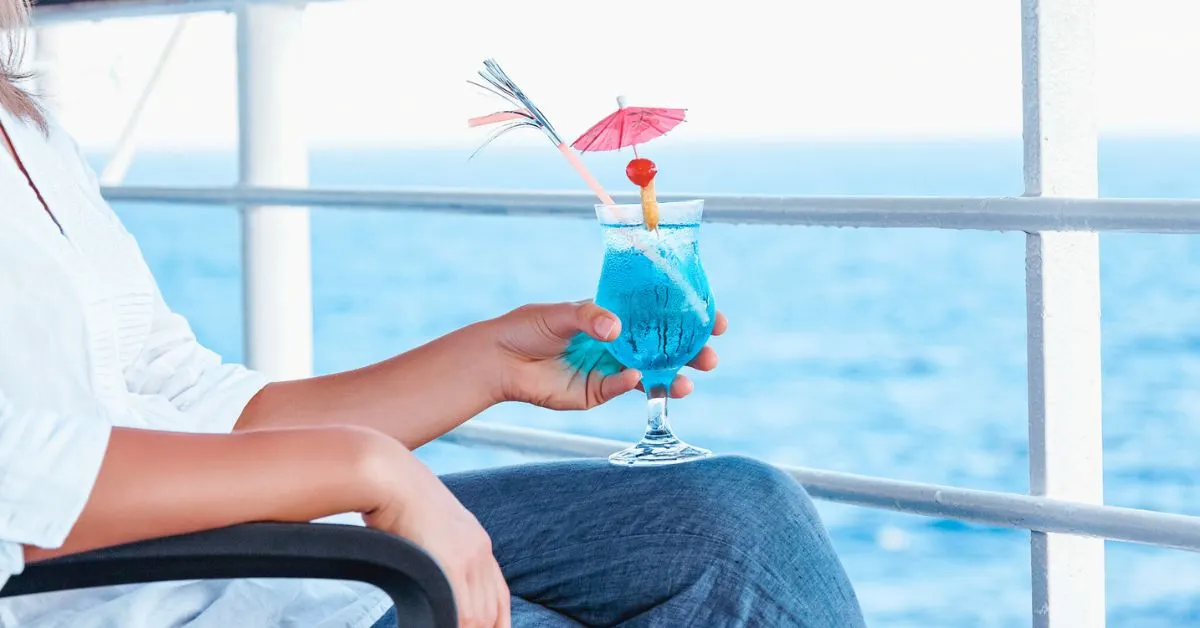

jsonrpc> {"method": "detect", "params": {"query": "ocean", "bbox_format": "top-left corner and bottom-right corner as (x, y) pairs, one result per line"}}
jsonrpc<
(97, 138), (1200, 627)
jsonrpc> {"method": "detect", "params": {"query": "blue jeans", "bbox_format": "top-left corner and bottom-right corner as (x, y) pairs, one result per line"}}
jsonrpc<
(371, 455), (864, 627)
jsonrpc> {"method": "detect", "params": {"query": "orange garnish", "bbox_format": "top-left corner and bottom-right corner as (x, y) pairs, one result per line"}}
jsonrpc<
(640, 179), (659, 230)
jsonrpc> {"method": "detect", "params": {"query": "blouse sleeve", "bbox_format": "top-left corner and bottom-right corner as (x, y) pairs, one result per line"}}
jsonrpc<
(124, 289), (270, 434)
(48, 115), (270, 435)
(0, 389), (112, 585)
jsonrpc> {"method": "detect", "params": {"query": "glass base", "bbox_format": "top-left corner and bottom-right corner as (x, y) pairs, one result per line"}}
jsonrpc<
(608, 436), (712, 467)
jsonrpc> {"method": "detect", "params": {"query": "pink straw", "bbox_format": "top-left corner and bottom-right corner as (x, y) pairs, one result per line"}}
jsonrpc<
(557, 144), (615, 205)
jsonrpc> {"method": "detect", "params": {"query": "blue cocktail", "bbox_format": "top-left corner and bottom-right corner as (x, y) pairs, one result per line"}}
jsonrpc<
(594, 200), (715, 466)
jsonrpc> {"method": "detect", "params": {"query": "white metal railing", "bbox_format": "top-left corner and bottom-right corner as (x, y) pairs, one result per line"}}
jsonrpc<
(1020, 1), (1104, 625)
(443, 423), (1200, 553)
(33, 0), (1194, 626)
(99, 185), (1200, 233)
(235, 0), (312, 381)
(32, 0), (335, 24)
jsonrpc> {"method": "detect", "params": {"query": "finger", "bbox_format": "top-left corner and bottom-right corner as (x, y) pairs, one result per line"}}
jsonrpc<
(478, 559), (499, 628)
(637, 375), (695, 396)
(494, 561), (511, 628)
(481, 559), (504, 628)
(539, 301), (621, 342)
(712, 311), (729, 336)
(669, 374), (694, 399)
(598, 369), (641, 404)
(686, 346), (719, 371)
(468, 567), (493, 628)
(451, 574), (474, 628)
(463, 569), (480, 628)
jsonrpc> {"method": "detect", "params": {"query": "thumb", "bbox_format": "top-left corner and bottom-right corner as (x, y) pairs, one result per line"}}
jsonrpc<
(538, 301), (621, 342)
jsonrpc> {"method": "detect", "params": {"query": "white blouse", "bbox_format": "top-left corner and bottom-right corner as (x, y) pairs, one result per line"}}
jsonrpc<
(0, 108), (389, 626)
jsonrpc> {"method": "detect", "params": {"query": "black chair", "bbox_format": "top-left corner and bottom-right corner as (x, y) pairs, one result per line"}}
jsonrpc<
(0, 522), (456, 628)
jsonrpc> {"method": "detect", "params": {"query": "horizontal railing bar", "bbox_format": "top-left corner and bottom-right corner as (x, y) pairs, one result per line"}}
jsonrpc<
(32, 0), (336, 24)
(443, 422), (1200, 553)
(102, 185), (1200, 233)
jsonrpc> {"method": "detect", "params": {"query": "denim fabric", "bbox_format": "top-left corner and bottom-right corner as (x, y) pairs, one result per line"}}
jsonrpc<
(371, 455), (864, 627)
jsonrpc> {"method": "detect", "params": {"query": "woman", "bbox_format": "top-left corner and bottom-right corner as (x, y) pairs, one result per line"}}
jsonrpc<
(0, 2), (865, 626)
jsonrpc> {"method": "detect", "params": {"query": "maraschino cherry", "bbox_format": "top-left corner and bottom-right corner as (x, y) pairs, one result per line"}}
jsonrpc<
(626, 158), (657, 188)
(626, 157), (660, 230)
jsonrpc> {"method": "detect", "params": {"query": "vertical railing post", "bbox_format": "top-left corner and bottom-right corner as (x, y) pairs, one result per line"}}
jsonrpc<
(235, 1), (313, 380)
(1021, 0), (1104, 626)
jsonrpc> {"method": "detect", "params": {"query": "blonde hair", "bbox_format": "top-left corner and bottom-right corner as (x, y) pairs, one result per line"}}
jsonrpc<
(0, 0), (45, 130)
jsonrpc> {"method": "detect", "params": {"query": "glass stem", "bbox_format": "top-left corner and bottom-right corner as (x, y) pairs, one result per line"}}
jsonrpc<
(643, 384), (676, 443)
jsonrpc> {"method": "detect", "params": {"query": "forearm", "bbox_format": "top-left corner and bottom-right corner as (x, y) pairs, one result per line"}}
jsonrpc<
(234, 320), (501, 449)
(24, 425), (392, 562)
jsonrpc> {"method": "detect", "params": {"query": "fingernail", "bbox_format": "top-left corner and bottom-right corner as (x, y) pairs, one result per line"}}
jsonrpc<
(594, 316), (616, 339)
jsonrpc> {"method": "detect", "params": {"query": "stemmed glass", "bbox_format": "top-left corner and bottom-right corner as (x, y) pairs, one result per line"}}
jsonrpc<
(594, 200), (716, 466)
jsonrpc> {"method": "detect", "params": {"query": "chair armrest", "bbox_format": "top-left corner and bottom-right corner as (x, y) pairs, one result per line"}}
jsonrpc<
(0, 522), (456, 628)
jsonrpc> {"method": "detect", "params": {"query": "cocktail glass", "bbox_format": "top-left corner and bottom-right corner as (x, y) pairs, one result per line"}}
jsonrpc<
(594, 199), (716, 466)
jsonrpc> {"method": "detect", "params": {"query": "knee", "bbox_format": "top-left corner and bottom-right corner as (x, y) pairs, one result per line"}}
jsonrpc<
(679, 455), (815, 512)
(667, 455), (826, 544)
(668, 457), (864, 624)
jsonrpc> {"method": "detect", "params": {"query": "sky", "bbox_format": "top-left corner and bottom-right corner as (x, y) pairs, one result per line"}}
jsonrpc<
(24, 0), (1200, 150)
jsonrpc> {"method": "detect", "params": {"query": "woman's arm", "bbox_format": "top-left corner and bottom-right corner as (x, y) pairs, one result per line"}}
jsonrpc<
(233, 320), (503, 450)
(24, 425), (391, 562)
(232, 301), (718, 449)
(23, 424), (513, 628)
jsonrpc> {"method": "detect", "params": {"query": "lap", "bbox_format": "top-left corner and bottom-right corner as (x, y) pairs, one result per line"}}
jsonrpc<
(442, 455), (810, 562)
(440, 455), (861, 627)
(370, 597), (579, 628)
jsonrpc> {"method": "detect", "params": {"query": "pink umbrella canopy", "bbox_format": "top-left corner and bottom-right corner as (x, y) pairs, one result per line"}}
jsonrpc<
(571, 97), (687, 153)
